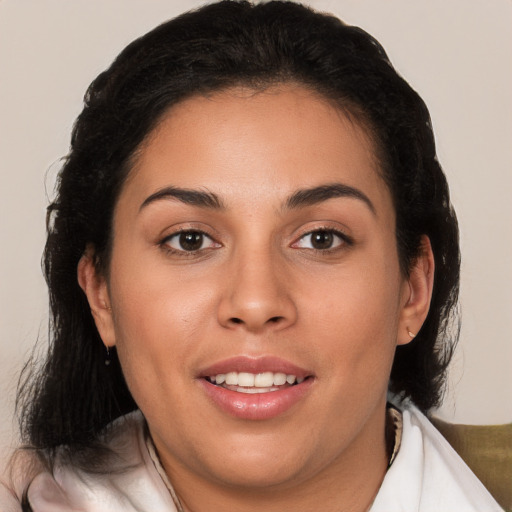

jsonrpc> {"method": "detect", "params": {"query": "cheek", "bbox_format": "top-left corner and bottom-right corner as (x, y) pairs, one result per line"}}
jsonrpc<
(302, 257), (402, 374)
(106, 257), (219, 397)
(112, 282), (213, 356)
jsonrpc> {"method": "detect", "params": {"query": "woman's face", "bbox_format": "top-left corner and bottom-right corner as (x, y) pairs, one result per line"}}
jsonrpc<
(86, 85), (426, 493)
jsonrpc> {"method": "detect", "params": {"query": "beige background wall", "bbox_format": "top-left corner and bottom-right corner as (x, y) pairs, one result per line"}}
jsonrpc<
(1, 0), (511, 474)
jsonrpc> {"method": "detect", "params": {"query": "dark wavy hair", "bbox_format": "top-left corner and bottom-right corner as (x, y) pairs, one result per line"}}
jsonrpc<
(17, 0), (459, 458)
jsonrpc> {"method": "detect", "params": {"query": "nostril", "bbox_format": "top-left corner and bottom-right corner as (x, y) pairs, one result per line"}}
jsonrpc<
(229, 316), (283, 325)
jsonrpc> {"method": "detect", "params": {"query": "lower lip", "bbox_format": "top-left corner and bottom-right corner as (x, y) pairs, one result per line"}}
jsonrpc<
(199, 379), (313, 420)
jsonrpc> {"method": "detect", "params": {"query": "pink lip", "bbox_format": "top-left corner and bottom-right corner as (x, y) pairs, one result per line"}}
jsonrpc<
(197, 356), (314, 420)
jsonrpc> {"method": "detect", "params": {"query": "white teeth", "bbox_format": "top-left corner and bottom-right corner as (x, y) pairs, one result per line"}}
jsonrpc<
(209, 371), (304, 387)
(233, 386), (279, 394)
(225, 372), (238, 385)
(237, 372), (255, 387)
(254, 372), (274, 387)
(273, 372), (287, 385)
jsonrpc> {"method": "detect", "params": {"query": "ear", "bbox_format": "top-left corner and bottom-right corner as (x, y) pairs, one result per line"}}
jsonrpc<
(77, 248), (116, 348)
(397, 235), (435, 346)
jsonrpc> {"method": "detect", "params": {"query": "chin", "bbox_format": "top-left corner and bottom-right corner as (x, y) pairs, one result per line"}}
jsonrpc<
(190, 433), (320, 490)
(206, 458), (309, 490)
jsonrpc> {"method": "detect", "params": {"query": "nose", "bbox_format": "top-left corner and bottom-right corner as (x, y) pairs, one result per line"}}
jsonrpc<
(217, 247), (297, 333)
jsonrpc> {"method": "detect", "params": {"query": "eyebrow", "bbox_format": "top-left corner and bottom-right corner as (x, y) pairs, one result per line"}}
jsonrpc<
(285, 183), (376, 215)
(139, 186), (225, 211)
(139, 182), (375, 215)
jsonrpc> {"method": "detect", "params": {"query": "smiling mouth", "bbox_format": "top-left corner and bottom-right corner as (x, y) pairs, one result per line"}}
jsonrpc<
(205, 371), (306, 394)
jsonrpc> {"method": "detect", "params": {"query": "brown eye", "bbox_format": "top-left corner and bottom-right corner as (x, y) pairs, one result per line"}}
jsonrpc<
(292, 229), (348, 251)
(310, 230), (334, 249)
(163, 230), (219, 253)
(179, 231), (204, 251)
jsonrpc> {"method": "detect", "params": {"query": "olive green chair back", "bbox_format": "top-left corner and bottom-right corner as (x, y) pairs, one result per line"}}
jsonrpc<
(431, 417), (512, 511)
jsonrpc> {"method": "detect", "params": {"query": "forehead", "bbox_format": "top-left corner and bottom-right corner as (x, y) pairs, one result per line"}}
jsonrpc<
(122, 85), (392, 216)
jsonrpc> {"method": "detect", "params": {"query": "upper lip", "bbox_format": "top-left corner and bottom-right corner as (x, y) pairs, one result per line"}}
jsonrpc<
(197, 356), (312, 379)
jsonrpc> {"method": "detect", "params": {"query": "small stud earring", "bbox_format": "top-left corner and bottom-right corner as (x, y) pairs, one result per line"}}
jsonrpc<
(407, 328), (416, 339)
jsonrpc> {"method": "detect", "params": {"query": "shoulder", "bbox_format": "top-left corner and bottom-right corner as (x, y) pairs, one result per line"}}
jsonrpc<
(11, 411), (177, 512)
(371, 401), (504, 511)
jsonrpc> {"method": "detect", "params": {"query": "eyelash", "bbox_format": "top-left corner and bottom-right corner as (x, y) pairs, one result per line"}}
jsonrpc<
(159, 227), (353, 257)
(160, 229), (220, 257)
(291, 227), (353, 253)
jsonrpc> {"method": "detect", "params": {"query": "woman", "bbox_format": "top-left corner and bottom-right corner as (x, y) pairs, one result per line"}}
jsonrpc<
(1, 1), (503, 510)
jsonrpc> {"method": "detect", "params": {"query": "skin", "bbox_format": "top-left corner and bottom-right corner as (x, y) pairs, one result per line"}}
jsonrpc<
(79, 85), (434, 512)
